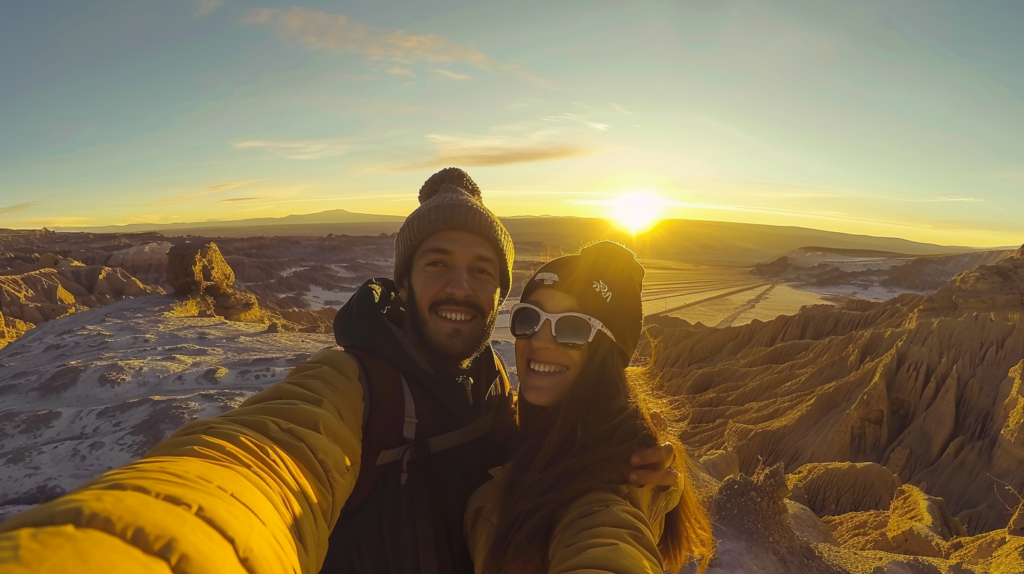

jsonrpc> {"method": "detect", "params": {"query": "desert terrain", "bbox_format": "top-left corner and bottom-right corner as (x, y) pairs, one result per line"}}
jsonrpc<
(2, 219), (1023, 573)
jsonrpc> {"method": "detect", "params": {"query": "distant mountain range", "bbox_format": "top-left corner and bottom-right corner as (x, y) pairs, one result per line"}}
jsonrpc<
(53, 209), (1011, 264)
(56, 209), (405, 234)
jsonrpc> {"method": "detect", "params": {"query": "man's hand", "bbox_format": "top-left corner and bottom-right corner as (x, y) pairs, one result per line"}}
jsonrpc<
(627, 412), (680, 487)
(628, 443), (679, 487)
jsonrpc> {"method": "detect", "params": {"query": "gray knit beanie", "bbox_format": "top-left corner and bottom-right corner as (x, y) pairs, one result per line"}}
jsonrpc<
(394, 167), (514, 302)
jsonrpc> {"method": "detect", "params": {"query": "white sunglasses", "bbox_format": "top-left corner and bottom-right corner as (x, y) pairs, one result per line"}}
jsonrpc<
(509, 302), (616, 349)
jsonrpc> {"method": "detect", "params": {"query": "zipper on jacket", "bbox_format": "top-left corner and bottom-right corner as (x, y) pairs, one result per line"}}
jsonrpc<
(456, 375), (473, 405)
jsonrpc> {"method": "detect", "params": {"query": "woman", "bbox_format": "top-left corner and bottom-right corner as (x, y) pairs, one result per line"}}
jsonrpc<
(465, 241), (714, 574)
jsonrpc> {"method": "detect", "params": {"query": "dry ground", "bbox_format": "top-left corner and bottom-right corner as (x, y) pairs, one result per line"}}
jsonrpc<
(640, 260), (830, 328)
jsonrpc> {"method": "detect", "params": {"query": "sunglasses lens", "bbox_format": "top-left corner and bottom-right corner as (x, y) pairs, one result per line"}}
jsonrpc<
(554, 316), (593, 349)
(511, 306), (541, 338)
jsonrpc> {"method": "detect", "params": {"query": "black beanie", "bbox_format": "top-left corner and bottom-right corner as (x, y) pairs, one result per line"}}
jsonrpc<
(394, 168), (514, 302)
(520, 241), (644, 359)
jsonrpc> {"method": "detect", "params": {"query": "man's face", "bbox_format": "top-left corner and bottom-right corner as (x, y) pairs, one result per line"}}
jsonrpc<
(399, 230), (502, 365)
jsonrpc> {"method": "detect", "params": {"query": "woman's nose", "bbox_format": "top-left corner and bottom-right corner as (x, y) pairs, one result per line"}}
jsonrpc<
(530, 318), (558, 347)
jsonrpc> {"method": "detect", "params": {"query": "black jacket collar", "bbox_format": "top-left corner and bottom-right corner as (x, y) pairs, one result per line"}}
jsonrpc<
(334, 278), (505, 429)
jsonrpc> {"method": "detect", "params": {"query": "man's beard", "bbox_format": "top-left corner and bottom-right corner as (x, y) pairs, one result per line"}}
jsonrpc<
(406, 284), (498, 366)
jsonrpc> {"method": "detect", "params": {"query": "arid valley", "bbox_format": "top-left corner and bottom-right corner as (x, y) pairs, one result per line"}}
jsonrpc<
(1, 216), (1023, 573)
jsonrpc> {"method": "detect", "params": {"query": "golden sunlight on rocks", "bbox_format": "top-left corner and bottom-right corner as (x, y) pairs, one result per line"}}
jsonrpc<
(665, 246), (1024, 572)
(0, 255), (157, 350)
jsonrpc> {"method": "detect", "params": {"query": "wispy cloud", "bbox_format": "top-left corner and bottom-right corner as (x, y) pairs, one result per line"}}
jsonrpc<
(218, 196), (266, 203)
(0, 201), (40, 215)
(607, 102), (632, 115)
(540, 112), (610, 131)
(246, 8), (489, 64)
(889, 196), (984, 203)
(206, 180), (254, 192)
(149, 180), (258, 205)
(385, 66), (416, 77)
(244, 7), (552, 86)
(434, 68), (471, 80)
(193, 0), (223, 19)
(234, 138), (349, 160)
(410, 133), (597, 168)
(719, 179), (984, 205)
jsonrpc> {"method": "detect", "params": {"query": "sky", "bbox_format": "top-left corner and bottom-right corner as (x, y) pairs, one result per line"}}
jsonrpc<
(1, 0), (1023, 247)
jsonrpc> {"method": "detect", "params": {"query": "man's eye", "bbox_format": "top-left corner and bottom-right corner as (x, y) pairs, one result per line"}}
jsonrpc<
(425, 260), (446, 268)
(476, 267), (496, 277)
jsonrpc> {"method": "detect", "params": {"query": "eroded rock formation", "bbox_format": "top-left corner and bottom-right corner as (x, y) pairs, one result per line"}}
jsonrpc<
(655, 245), (1024, 539)
(682, 462), (987, 573)
(0, 257), (157, 349)
(105, 242), (171, 286)
(753, 247), (1013, 295)
(1, 230), (401, 346)
(166, 241), (235, 296)
(824, 484), (967, 558)
(788, 462), (901, 517)
(166, 241), (262, 323)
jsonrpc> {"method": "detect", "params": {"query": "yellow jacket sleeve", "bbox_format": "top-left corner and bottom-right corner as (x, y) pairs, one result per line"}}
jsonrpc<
(464, 469), (681, 574)
(0, 348), (364, 574)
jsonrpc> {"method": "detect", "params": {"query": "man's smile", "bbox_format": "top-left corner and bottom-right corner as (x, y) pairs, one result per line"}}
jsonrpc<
(434, 308), (477, 322)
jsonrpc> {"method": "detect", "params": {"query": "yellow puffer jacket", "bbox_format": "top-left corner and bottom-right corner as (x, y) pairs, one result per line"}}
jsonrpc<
(0, 348), (363, 574)
(464, 467), (681, 574)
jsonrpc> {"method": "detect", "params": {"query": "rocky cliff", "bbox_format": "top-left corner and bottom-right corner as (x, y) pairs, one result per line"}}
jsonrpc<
(753, 247), (1013, 301)
(0, 255), (157, 349)
(0, 230), (401, 347)
(656, 246), (1024, 572)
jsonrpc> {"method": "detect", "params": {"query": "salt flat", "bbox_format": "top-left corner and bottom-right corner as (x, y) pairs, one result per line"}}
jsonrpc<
(640, 262), (832, 327)
(0, 295), (335, 521)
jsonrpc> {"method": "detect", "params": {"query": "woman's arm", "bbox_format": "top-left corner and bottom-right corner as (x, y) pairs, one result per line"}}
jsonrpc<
(0, 348), (365, 574)
(547, 485), (680, 574)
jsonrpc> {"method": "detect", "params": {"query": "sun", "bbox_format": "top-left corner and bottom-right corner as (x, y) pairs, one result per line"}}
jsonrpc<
(611, 192), (665, 235)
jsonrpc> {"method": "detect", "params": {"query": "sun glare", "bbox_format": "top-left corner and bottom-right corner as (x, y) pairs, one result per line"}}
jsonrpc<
(611, 192), (665, 235)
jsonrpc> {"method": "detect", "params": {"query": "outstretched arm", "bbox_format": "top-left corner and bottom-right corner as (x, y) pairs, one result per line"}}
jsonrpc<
(0, 348), (364, 574)
(547, 483), (682, 574)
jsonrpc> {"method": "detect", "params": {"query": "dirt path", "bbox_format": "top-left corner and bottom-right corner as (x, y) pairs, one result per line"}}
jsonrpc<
(715, 283), (777, 328)
(649, 282), (772, 317)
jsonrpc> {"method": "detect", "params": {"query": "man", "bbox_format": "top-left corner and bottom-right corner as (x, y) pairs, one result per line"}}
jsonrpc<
(322, 168), (520, 574)
(0, 168), (674, 574)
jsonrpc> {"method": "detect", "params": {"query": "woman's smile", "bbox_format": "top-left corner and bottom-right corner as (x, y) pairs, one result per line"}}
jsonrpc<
(527, 359), (570, 374)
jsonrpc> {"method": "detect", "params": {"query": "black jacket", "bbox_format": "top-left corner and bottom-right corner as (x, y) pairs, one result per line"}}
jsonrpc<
(321, 278), (514, 574)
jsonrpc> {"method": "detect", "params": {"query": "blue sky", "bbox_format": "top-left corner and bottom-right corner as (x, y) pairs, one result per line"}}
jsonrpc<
(1, 0), (1022, 246)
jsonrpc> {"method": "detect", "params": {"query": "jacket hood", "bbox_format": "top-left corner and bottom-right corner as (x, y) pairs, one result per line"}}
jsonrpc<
(334, 277), (422, 370)
(333, 277), (503, 429)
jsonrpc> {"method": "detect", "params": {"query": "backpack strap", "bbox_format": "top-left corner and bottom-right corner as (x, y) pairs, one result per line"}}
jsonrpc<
(402, 374), (418, 440)
(377, 413), (495, 484)
(339, 347), (412, 515)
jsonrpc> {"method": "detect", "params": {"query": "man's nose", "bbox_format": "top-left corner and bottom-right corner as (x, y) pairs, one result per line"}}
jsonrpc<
(445, 267), (473, 297)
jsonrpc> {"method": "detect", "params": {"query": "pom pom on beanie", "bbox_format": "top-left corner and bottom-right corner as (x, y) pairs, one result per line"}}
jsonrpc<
(419, 167), (482, 203)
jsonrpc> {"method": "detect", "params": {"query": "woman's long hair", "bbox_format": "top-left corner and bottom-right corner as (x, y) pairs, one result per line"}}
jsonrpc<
(483, 335), (714, 574)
